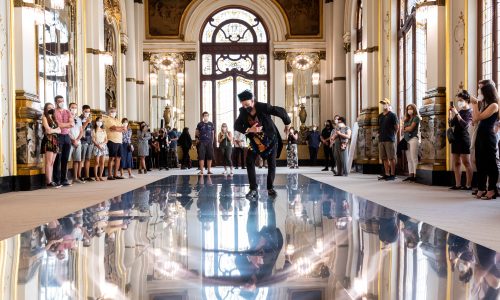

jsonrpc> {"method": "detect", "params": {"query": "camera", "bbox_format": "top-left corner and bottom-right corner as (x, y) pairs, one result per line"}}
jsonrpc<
(457, 90), (470, 101)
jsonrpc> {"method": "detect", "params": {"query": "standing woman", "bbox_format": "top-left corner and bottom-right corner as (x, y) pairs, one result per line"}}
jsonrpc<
(92, 117), (108, 181)
(218, 123), (234, 175)
(402, 104), (421, 182)
(138, 122), (152, 174)
(471, 83), (499, 200)
(119, 118), (134, 178)
(331, 117), (352, 176)
(287, 127), (299, 169)
(449, 92), (473, 190)
(178, 127), (193, 169)
(42, 103), (62, 188)
(320, 120), (334, 171)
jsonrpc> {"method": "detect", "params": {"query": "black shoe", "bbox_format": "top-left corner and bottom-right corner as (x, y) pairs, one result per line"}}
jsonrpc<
(246, 190), (258, 201)
(47, 182), (61, 189)
(410, 177), (417, 182)
(61, 181), (72, 187)
(242, 167), (246, 169)
(107, 176), (115, 180)
(268, 189), (277, 198)
(166, 168), (170, 170)
(114, 176), (125, 180)
(322, 168), (329, 171)
(472, 189), (478, 195)
(235, 167), (239, 169)
(86, 177), (96, 182)
(449, 186), (461, 190)
(403, 177), (413, 182)
(385, 175), (396, 181)
(378, 175), (389, 180)
(461, 186), (472, 191)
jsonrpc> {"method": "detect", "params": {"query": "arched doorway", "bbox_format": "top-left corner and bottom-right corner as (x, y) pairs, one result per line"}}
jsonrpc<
(199, 7), (270, 135)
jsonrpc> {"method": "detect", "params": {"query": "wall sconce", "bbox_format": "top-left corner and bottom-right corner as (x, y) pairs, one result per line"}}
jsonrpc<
(51, 0), (65, 10)
(102, 52), (113, 66)
(150, 73), (158, 85)
(300, 97), (307, 105)
(353, 51), (366, 64)
(312, 72), (320, 85)
(286, 72), (294, 85)
(176, 72), (185, 85)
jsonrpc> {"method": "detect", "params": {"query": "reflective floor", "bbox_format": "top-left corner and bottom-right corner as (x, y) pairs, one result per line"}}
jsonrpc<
(0, 174), (498, 300)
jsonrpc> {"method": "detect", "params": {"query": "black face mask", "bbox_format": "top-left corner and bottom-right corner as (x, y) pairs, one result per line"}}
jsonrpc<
(48, 109), (55, 115)
(245, 106), (253, 114)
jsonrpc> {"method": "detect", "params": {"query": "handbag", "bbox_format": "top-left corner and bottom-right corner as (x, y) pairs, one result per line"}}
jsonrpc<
(446, 128), (455, 143)
(397, 138), (408, 155)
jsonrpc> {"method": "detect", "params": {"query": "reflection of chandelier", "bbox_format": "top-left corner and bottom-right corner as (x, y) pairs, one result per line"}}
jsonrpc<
(292, 55), (314, 70)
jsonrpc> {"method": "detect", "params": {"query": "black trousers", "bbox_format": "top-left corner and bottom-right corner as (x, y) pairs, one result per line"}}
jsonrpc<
(159, 148), (168, 168)
(323, 144), (335, 169)
(181, 147), (191, 168)
(220, 146), (233, 167)
(309, 147), (318, 166)
(53, 134), (72, 184)
(475, 133), (499, 191)
(233, 147), (245, 168)
(246, 144), (277, 190)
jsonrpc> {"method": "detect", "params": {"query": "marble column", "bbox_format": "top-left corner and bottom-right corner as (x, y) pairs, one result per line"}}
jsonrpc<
(331, 0), (347, 120)
(135, 0), (145, 123)
(184, 55), (199, 133)
(123, 0), (137, 121)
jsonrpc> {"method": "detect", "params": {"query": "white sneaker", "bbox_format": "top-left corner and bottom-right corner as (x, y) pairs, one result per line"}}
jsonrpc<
(74, 178), (84, 184)
(129, 174), (135, 179)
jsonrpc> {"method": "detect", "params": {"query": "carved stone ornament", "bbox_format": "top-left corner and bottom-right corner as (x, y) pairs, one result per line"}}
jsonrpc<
(318, 51), (326, 60)
(273, 51), (287, 60)
(454, 11), (465, 55)
(143, 52), (152, 61)
(104, 0), (121, 26)
(181, 52), (196, 61)
(343, 32), (351, 53)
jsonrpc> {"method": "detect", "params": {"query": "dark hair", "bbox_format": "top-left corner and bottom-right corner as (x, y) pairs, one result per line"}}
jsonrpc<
(480, 83), (499, 107)
(325, 120), (333, 128)
(54, 95), (64, 102)
(43, 103), (58, 128)
(82, 105), (91, 111)
(202, 111), (209, 116)
(172, 128), (177, 131)
(338, 116), (346, 124)
(404, 103), (419, 122)
(69, 102), (77, 108)
(140, 122), (148, 131)
(121, 118), (128, 123)
(479, 79), (496, 88)
(238, 89), (253, 102)
(182, 127), (189, 134)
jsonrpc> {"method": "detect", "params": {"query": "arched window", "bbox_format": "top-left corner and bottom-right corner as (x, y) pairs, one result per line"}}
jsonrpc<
(398, 0), (427, 112)
(355, 0), (363, 117)
(478, 0), (499, 82)
(200, 8), (270, 135)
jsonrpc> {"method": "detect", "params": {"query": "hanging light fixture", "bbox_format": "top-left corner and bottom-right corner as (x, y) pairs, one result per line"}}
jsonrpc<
(150, 73), (158, 85)
(312, 72), (320, 85)
(102, 52), (113, 66)
(286, 72), (294, 85)
(51, 0), (65, 10)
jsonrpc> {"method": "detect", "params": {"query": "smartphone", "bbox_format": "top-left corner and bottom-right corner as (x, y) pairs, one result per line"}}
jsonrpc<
(449, 101), (454, 108)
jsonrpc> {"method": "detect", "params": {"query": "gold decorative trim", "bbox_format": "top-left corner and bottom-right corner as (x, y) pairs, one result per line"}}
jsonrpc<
(121, 44), (127, 54)
(16, 107), (43, 120)
(273, 51), (287, 60)
(126, 78), (136, 82)
(15, 90), (39, 102)
(318, 51), (326, 60)
(104, 0), (121, 27)
(143, 52), (151, 61)
(136, 80), (145, 85)
(13, 0), (35, 8)
(181, 52), (196, 61)
(355, 46), (379, 54)
(423, 87), (446, 100)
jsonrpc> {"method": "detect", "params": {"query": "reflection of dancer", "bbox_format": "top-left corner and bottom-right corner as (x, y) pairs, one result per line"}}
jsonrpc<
(235, 90), (291, 200)
(235, 201), (283, 296)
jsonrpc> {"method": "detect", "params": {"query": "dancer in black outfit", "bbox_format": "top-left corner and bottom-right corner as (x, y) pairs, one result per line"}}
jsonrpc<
(234, 90), (291, 200)
(471, 83), (499, 200)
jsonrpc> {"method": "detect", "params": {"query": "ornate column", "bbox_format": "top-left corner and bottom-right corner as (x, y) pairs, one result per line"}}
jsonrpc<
(273, 51), (286, 134)
(135, 0), (145, 123)
(124, 0), (137, 121)
(141, 52), (151, 124)
(183, 52), (198, 133)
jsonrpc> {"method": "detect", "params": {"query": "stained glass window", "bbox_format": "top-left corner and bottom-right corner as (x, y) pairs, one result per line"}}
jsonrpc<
(200, 8), (269, 132)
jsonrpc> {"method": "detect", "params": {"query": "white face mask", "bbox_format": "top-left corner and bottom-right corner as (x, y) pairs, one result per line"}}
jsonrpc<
(457, 101), (465, 109)
(110, 112), (117, 118)
(408, 110), (414, 115)
(123, 122), (128, 127)
(57, 102), (65, 109)
(96, 121), (103, 127)
(383, 104), (389, 110)
(334, 119), (339, 124)
(478, 92), (484, 101)
(71, 108), (77, 115)
(84, 112), (90, 118)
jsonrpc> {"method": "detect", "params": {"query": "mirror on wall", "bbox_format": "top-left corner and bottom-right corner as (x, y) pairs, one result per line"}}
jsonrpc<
(285, 52), (321, 141)
(149, 53), (185, 130)
(36, 1), (76, 106)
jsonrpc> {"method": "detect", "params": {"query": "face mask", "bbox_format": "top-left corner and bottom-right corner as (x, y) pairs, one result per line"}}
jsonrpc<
(334, 120), (339, 124)
(110, 112), (117, 118)
(408, 110), (414, 115)
(457, 261), (468, 273)
(48, 109), (55, 115)
(57, 102), (65, 109)
(457, 101), (465, 109)
(71, 109), (77, 115)
(123, 122), (128, 127)
(313, 127), (317, 131)
(84, 112), (90, 118)
(96, 121), (103, 127)
(383, 104), (389, 110)
(478, 93), (484, 101)
(245, 106), (253, 113)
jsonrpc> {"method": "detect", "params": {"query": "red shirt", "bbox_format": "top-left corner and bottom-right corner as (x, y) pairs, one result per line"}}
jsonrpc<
(54, 109), (71, 135)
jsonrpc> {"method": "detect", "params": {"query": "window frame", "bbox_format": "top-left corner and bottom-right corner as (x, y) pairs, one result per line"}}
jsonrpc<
(397, 0), (417, 115)
(478, 0), (499, 84)
(355, 0), (363, 117)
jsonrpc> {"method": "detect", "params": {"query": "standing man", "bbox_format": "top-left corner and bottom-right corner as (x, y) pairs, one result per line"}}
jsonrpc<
(233, 130), (247, 169)
(320, 120), (334, 171)
(307, 125), (321, 166)
(196, 112), (215, 175)
(103, 107), (126, 180)
(234, 90), (291, 200)
(80, 105), (94, 181)
(68, 103), (84, 183)
(168, 127), (180, 168)
(378, 98), (399, 181)
(53, 95), (74, 187)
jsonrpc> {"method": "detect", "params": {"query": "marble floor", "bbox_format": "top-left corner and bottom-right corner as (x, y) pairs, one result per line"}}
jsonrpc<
(0, 171), (498, 300)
